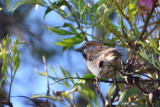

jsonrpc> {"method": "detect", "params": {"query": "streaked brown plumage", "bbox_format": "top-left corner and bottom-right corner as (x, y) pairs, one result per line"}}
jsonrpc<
(76, 41), (122, 78)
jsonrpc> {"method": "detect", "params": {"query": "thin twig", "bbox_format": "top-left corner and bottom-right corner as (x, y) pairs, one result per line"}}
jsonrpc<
(134, 0), (157, 53)
(158, 27), (160, 86)
(105, 85), (120, 106)
(50, 76), (159, 85)
(133, 72), (154, 80)
(42, 56), (50, 97)
(0, 101), (13, 107)
(93, 81), (105, 106)
(134, 83), (149, 94)
(64, 0), (88, 41)
(139, 1), (157, 41)
(126, 82), (154, 106)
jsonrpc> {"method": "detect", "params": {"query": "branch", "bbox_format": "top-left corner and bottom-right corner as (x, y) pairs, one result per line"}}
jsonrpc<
(42, 56), (50, 96)
(0, 101), (13, 107)
(139, 0), (157, 41)
(50, 77), (159, 85)
(126, 82), (154, 106)
(64, 0), (88, 41)
(93, 82), (105, 106)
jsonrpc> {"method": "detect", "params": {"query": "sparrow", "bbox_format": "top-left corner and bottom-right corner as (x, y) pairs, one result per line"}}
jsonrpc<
(75, 41), (122, 79)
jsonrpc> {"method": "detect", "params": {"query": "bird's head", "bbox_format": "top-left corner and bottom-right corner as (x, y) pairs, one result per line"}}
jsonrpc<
(75, 41), (101, 60)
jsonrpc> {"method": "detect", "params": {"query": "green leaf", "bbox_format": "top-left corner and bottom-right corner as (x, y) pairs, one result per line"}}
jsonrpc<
(12, 0), (47, 12)
(49, 0), (65, 10)
(139, 48), (160, 70)
(0, 77), (7, 99)
(62, 46), (72, 52)
(44, 8), (52, 19)
(63, 23), (78, 34)
(13, 48), (20, 73)
(151, 55), (156, 66)
(108, 84), (114, 106)
(136, 40), (148, 47)
(128, 3), (136, 22)
(118, 88), (140, 104)
(78, 84), (97, 106)
(4, 0), (11, 10)
(77, 74), (95, 84)
(134, 24), (140, 36)
(59, 65), (67, 78)
(139, 48), (150, 61)
(44, 26), (74, 35)
(82, 74), (95, 79)
(36, 0), (47, 6)
(49, 64), (56, 74)
(1, 47), (8, 78)
(65, 70), (75, 84)
(54, 34), (84, 47)
(31, 94), (55, 100)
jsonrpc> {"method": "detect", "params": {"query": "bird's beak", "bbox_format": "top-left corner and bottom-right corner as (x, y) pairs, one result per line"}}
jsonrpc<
(75, 46), (84, 52)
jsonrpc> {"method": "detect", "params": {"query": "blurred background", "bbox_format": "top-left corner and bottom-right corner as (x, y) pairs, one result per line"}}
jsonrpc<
(0, 0), (127, 106)
(0, 0), (99, 107)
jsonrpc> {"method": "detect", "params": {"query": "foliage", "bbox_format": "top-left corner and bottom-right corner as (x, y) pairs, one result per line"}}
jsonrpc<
(0, 36), (22, 107)
(1, 0), (160, 106)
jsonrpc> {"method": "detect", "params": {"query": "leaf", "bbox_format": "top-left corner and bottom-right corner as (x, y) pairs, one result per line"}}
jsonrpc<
(0, 77), (7, 99)
(34, 70), (57, 80)
(63, 23), (78, 34)
(78, 84), (97, 106)
(82, 74), (95, 79)
(12, 0), (47, 12)
(136, 40), (148, 47)
(139, 48), (160, 70)
(31, 94), (55, 100)
(4, 0), (11, 10)
(139, 48), (150, 61)
(1, 47), (8, 78)
(49, 64), (56, 74)
(62, 46), (72, 52)
(54, 34), (84, 48)
(36, 0), (47, 6)
(59, 65), (67, 78)
(44, 8), (52, 19)
(44, 26), (74, 35)
(108, 84), (114, 106)
(13, 48), (20, 73)
(128, 3), (136, 22)
(134, 24), (140, 36)
(151, 55), (156, 66)
(77, 74), (95, 84)
(118, 88), (140, 104)
(49, 0), (65, 10)
(65, 70), (75, 84)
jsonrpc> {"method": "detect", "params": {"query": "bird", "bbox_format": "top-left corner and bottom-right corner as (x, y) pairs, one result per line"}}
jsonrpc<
(75, 41), (122, 79)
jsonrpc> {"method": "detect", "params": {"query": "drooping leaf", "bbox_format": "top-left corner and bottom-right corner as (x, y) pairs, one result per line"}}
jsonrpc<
(0, 77), (7, 99)
(128, 3), (136, 22)
(1, 47), (8, 78)
(54, 34), (84, 49)
(59, 65), (67, 78)
(49, 64), (56, 74)
(77, 74), (95, 84)
(31, 94), (55, 100)
(108, 84), (114, 106)
(44, 26), (74, 36)
(4, 0), (11, 10)
(118, 88), (140, 104)
(82, 74), (95, 79)
(78, 84), (97, 106)
(12, 0), (47, 12)
(63, 23), (78, 34)
(44, 8), (52, 19)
